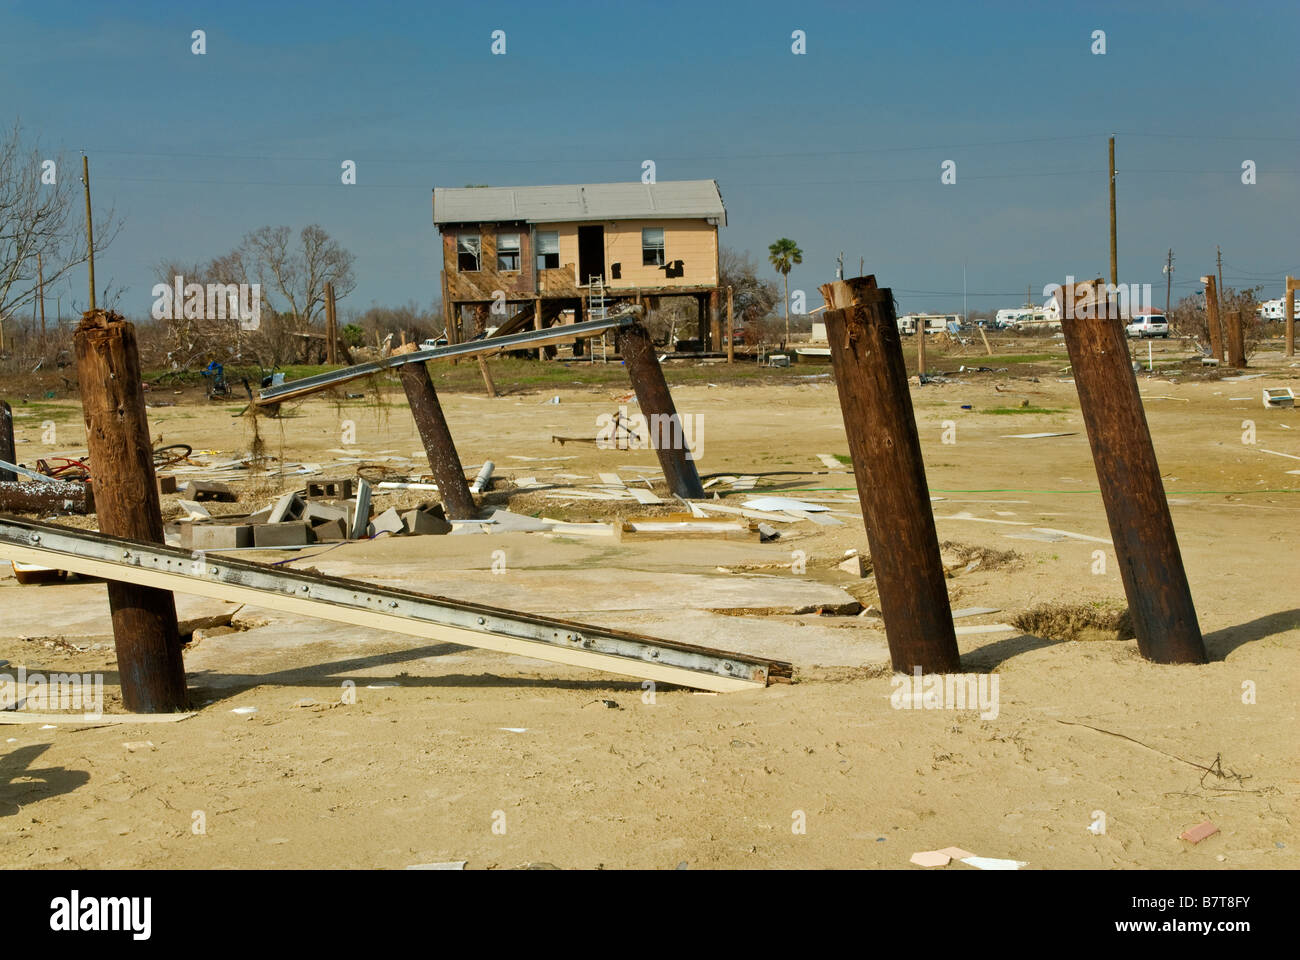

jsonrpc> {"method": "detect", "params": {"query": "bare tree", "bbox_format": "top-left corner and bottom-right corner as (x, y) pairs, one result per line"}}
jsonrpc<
(0, 118), (122, 325)
(242, 224), (355, 334)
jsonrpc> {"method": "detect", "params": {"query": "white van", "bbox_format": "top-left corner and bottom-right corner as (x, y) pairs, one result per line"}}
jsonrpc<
(1125, 312), (1169, 338)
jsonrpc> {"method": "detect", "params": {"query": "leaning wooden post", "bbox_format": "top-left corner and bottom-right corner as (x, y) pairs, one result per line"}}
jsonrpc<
(74, 311), (189, 711)
(617, 322), (705, 499)
(0, 401), (15, 482)
(398, 360), (477, 520)
(1056, 280), (1206, 664)
(916, 318), (927, 375)
(821, 277), (960, 674)
(1201, 275), (1224, 361)
(1286, 276), (1297, 358)
(1225, 308), (1246, 369)
(324, 281), (338, 364)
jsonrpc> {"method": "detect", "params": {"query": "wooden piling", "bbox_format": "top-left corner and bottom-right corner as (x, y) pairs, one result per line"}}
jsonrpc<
(726, 286), (735, 365)
(0, 401), (14, 482)
(1056, 281), (1206, 664)
(1225, 308), (1246, 369)
(821, 277), (960, 674)
(617, 322), (705, 499)
(325, 281), (338, 364)
(74, 311), (189, 711)
(0, 480), (90, 514)
(1201, 275), (1224, 361)
(916, 318), (927, 375)
(398, 360), (477, 520)
(1286, 276), (1297, 358)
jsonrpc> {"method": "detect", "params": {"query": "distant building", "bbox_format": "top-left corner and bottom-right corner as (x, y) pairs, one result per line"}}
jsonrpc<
(432, 180), (726, 350)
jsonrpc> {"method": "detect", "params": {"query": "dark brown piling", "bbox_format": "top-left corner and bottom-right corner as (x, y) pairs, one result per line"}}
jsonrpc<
(617, 322), (705, 499)
(821, 276), (961, 674)
(1056, 280), (1206, 664)
(399, 360), (477, 519)
(74, 311), (189, 711)
(0, 401), (14, 482)
(0, 480), (90, 514)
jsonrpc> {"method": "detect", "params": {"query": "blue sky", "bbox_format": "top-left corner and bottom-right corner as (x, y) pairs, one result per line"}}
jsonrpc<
(3, 0), (1297, 321)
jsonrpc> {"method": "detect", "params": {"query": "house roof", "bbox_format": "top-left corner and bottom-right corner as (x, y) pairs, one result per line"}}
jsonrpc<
(433, 180), (726, 227)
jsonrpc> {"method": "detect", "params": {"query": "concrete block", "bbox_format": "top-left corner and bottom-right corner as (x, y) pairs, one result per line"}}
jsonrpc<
(268, 492), (306, 523)
(306, 478), (354, 500)
(157, 475), (178, 494)
(305, 500), (348, 524)
(402, 502), (451, 535)
(310, 517), (347, 542)
(369, 507), (407, 537)
(185, 524), (252, 550)
(252, 521), (310, 547)
(245, 506), (273, 525)
(184, 480), (237, 502)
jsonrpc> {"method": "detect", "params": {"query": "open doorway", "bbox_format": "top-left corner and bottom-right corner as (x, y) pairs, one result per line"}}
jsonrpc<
(578, 226), (605, 285)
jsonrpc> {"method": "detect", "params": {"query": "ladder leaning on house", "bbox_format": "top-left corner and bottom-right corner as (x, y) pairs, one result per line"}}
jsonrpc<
(587, 275), (609, 364)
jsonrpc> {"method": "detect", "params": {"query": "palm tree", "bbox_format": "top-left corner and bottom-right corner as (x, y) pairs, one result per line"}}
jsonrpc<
(768, 238), (802, 346)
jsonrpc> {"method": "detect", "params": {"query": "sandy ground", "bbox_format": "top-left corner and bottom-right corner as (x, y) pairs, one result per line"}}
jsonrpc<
(1, 341), (1297, 869)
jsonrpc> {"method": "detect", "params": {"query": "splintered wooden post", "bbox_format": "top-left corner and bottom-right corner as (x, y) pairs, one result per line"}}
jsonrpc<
(821, 276), (960, 674)
(0, 401), (14, 482)
(399, 360), (477, 520)
(74, 311), (189, 712)
(1225, 309), (1246, 369)
(617, 322), (705, 499)
(1201, 275), (1224, 361)
(1056, 281), (1206, 664)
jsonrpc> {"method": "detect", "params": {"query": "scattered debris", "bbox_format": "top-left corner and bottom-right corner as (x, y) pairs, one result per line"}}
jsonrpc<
(1179, 821), (1220, 844)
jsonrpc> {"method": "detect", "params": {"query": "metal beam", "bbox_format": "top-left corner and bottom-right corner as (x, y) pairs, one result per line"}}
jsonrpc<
(258, 313), (640, 406)
(0, 516), (790, 692)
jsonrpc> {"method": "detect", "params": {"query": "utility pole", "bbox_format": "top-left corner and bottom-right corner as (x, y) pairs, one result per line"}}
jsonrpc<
(1163, 249), (1174, 314)
(82, 155), (95, 311)
(1216, 246), (1223, 300)
(836, 251), (844, 281)
(1108, 135), (1118, 286)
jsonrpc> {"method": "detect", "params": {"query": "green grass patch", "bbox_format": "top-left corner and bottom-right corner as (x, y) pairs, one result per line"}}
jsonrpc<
(6, 400), (81, 423)
(982, 353), (1065, 365)
(981, 406), (1063, 415)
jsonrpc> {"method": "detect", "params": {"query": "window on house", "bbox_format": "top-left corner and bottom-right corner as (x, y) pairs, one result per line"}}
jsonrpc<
(536, 231), (559, 270)
(457, 234), (481, 271)
(497, 233), (520, 271)
(642, 227), (666, 266)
